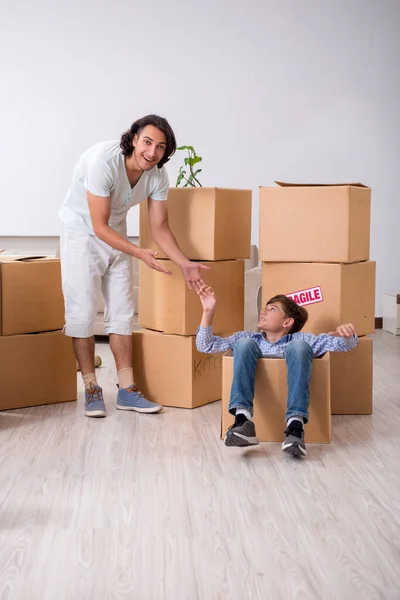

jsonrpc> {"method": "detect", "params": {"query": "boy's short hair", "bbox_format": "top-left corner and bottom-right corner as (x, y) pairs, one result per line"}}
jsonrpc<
(267, 294), (309, 333)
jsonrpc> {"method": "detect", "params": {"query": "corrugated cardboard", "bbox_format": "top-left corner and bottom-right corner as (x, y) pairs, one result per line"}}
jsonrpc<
(330, 336), (373, 414)
(0, 256), (65, 335)
(140, 187), (252, 260)
(0, 330), (77, 410)
(221, 352), (331, 443)
(259, 182), (371, 263)
(139, 259), (244, 335)
(262, 261), (376, 336)
(132, 329), (223, 408)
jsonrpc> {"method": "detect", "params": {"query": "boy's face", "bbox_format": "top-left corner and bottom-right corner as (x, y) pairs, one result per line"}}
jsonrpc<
(257, 302), (293, 333)
(132, 125), (166, 171)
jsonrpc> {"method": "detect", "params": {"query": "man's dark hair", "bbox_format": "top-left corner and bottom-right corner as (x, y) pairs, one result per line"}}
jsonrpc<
(120, 114), (176, 168)
(267, 294), (309, 334)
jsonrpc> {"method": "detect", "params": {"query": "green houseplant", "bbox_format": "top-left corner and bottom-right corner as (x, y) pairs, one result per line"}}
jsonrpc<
(175, 145), (203, 187)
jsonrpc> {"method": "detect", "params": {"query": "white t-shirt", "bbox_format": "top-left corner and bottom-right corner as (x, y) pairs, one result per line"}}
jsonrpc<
(59, 141), (169, 235)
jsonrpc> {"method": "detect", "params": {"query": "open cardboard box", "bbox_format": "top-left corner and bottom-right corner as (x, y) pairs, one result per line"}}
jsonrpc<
(0, 256), (65, 335)
(221, 351), (331, 443)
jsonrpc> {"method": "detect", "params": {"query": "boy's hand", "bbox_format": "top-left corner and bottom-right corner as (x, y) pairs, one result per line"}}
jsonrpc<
(329, 323), (356, 338)
(196, 284), (217, 312)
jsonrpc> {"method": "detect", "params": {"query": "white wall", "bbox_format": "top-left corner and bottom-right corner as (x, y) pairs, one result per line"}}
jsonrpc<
(1, 0), (399, 314)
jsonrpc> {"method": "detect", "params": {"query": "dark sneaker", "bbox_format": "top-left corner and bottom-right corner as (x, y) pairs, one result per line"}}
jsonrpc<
(224, 413), (259, 447)
(282, 420), (307, 456)
(117, 385), (162, 413)
(84, 385), (106, 418)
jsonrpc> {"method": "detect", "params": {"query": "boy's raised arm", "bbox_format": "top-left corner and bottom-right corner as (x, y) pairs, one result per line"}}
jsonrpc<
(194, 283), (251, 354)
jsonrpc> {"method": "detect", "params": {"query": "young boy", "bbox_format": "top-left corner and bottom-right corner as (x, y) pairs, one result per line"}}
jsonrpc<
(195, 285), (358, 457)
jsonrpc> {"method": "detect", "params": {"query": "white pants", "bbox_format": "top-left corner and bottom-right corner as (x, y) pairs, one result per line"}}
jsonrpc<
(60, 226), (134, 337)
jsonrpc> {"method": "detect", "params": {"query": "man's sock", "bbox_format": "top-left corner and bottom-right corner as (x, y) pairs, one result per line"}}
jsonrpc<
(287, 416), (304, 427)
(82, 373), (98, 389)
(236, 408), (252, 421)
(117, 367), (134, 389)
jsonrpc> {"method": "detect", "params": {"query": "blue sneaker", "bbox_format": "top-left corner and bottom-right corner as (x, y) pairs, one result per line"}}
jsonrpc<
(84, 385), (106, 418)
(117, 385), (162, 413)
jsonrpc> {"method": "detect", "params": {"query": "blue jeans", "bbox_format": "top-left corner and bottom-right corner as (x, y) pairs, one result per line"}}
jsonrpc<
(229, 338), (314, 423)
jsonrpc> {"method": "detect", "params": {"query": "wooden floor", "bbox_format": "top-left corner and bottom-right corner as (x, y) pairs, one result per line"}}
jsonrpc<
(0, 330), (399, 600)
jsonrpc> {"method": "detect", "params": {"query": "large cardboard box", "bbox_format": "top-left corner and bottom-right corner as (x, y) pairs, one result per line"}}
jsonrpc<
(262, 261), (375, 336)
(132, 329), (223, 408)
(0, 330), (77, 410)
(0, 256), (64, 335)
(139, 259), (244, 335)
(221, 352), (331, 443)
(140, 187), (252, 260)
(259, 182), (371, 263)
(330, 336), (373, 414)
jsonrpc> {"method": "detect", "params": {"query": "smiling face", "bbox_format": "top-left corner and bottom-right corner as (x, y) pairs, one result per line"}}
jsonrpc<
(257, 301), (294, 334)
(132, 124), (167, 171)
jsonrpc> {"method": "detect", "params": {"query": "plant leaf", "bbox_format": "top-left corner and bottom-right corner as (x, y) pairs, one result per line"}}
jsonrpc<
(177, 145), (188, 151)
(176, 172), (185, 186)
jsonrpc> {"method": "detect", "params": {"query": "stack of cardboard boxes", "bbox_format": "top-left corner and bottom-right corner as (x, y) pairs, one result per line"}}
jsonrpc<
(0, 257), (77, 410)
(222, 182), (375, 443)
(134, 187), (252, 408)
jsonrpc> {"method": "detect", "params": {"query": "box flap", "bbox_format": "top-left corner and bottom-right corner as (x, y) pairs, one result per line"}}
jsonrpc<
(274, 181), (369, 188)
(0, 255), (55, 265)
(14, 256), (49, 262)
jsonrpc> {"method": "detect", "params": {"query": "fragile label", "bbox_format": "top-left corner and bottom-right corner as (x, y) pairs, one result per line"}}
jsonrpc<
(286, 286), (323, 307)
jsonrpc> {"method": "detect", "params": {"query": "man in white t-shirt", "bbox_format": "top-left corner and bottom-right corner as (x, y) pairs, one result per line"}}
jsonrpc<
(59, 114), (209, 418)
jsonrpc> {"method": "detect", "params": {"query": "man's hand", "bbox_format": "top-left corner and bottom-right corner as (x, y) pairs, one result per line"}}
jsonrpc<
(196, 285), (217, 312)
(138, 248), (172, 275)
(180, 261), (211, 290)
(329, 323), (356, 338)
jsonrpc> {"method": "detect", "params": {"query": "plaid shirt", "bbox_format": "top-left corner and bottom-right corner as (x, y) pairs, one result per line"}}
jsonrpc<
(196, 326), (358, 357)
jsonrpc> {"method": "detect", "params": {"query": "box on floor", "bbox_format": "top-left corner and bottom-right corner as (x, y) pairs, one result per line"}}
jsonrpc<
(330, 336), (373, 414)
(221, 352), (331, 443)
(0, 256), (64, 335)
(132, 328), (224, 409)
(259, 182), (371, 263)
(0, 330), (77, 410)
(262, 261), (375, 336)
(139, 259), (244, 335)
(140, 187), (252, 261)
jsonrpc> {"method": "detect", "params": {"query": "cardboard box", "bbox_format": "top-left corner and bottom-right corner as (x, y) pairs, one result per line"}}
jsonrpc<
(0, 330), (77, 410)
(330, 336), (373, 414)
(132, 329), (224, 408)
(139, 259), (244, 335)
(140, 187), (252, 260)
(262, 261), (376, 336)
(221, 352), (331, 443)
(382, 292), (400, 335)
(0, 256), (65, 335)
(259, 182), (371, 263)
